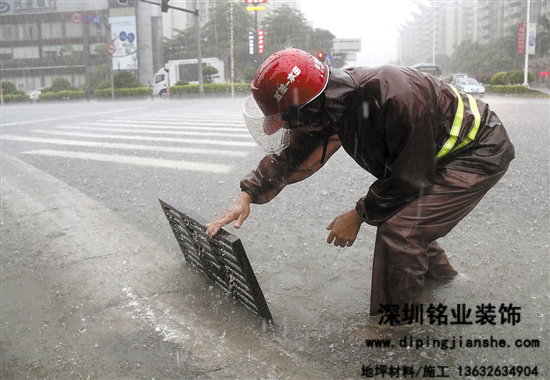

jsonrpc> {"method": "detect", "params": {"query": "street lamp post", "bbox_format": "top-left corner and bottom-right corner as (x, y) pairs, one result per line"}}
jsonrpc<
(432, 4), (435, 64)
(194, 0), (203, 95)
(523, 0), (531, 86)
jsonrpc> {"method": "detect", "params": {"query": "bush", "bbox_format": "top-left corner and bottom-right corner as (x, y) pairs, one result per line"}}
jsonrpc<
(492, 70), (535, 85)
(96, 81), (112, 90)
(491, 72), (508, 85)
(169, 82), (250, 96)
(2, 81), (24, 95)
(203, 65), (219, 84)
(113, 71), (142, 88)
(94, 87), (151, 98)
(490, 85), (528, 94)
(50, 77), (74, 92)
(39, 90), (86, 100)
(174, 80), (189, 86)
(3, 93), (30, 102)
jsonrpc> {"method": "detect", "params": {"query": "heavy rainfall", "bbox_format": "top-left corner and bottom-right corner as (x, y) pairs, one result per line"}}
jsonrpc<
(1, 0), (549, 379)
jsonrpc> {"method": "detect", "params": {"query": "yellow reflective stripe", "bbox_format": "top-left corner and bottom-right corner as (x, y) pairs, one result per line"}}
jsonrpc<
(436, 87), (463, 159)
(450, 93), (481, 153)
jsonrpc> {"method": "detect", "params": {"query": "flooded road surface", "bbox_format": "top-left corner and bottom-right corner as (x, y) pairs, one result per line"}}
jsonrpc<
(1, 95), (548, 378)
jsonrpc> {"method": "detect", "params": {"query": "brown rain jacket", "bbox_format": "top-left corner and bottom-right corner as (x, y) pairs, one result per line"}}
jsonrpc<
(240, 65), (515, 226)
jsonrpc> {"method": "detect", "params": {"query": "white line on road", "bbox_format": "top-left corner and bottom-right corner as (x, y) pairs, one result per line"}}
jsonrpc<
(124, 116), (245, 123)
(56, 126), (252, 139)
(1, 107), (144, 126)
(75, 122), (248, 132)
(22, 150), (233, 173)
(1, 135), (248, 157)
(31, 130), (257, 147)
(94, 120), (247, 128)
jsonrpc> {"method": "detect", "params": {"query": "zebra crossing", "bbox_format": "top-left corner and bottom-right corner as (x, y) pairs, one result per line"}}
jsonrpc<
(3, 114), (257, 174)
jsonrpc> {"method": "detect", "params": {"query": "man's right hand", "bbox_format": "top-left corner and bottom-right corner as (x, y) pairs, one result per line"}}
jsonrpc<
(206, 191), (252, 237)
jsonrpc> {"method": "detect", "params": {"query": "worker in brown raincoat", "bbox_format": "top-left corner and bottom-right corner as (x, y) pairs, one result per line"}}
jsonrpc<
(206, 48), (515, 323)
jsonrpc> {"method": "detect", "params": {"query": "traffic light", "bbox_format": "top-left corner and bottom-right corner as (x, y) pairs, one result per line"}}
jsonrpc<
(161, 0), (170, 12)
(317, 52), (325, 59)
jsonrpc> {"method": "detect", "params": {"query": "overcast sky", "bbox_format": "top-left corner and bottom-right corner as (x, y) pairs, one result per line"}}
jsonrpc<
(300, 0), (428, 66)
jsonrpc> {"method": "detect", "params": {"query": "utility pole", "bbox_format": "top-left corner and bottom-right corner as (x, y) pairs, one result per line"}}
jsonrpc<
(230, 1), (235, 98)
(194, 0), (203, 95)
(523, 0), (531, 86)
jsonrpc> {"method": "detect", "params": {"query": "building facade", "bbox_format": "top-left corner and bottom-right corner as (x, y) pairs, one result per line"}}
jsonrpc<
(398, 0), (478, 67)
(399, 0), (549, 70)
(0, 0), (162, 93)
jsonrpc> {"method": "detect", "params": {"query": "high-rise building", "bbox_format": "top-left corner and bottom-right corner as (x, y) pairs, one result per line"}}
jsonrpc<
(398, 0), (478, 67)
(399, 0), (550, 70)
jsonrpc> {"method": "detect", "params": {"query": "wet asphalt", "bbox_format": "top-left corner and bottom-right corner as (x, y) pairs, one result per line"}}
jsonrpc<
(1, 94), (548, 378)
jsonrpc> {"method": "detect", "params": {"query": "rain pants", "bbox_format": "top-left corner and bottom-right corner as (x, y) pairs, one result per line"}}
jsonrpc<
(240, 65), (515, 318)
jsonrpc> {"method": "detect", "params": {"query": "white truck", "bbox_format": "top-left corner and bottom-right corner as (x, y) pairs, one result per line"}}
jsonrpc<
(152, 57), (225, 98)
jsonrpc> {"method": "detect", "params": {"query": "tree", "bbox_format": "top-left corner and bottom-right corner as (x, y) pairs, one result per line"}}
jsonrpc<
(2, 81), (21, 95)
(203, 65), (219, 84)
(531, 15), (550, 86)
(260, 5), (336, 65)
(50, 77), (73, 92)
(261, 5), (312, 54)
(163, 0), (256, 79)
(161, 1), (341, 80)
(113, 71), (142, 88)
(450, 40), (515, 77)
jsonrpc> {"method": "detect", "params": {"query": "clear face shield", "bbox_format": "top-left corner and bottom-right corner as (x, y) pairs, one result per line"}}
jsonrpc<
(243, 95), (290, 155)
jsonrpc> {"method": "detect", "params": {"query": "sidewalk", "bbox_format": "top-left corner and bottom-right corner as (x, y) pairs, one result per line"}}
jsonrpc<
(530, 85), (550, 94)
(1, 151), (335, 379)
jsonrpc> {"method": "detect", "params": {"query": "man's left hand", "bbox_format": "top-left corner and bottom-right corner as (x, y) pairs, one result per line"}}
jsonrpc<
(326, 209), (363, 247)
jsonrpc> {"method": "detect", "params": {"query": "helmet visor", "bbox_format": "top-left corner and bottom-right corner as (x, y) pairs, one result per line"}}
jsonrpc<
(243, 95), (290, 155)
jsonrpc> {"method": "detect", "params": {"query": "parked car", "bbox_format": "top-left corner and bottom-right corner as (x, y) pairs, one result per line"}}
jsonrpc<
(451, 73), (468, 85)
(453, 77), (485, 97)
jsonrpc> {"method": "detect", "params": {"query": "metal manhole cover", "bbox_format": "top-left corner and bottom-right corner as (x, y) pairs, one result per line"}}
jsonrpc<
(159, 199), (273, 322)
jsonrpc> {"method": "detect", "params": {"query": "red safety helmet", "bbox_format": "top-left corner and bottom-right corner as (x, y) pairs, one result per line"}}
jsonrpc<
(243, 48), (329, 154)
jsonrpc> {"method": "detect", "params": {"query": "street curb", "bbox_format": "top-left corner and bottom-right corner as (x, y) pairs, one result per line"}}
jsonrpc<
(1, 152), (335, 379)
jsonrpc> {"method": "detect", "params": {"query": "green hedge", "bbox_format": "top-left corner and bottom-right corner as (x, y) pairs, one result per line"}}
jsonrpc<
(488, 85), (528, 94)
(94, 87), (151, 98)
(3, 94), (30, 103)
(491, 71), (535, 85)
(39, 90), (86, 101)
(169, 82), (250, 96)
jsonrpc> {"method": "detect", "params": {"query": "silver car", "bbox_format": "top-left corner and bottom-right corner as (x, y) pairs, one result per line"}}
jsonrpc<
(453, 78), (485, 97)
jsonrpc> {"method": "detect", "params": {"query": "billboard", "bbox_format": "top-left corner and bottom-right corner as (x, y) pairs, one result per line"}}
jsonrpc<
(527, 23), (536, 55)
(518, 22), (537, 55)
(109, 16), (138, 71)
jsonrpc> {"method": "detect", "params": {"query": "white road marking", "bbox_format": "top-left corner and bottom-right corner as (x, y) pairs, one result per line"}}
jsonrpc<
(72, 123), (248, 132)
(1, 107), (144, 126)
(31, 130), (257, 147)
(85, 120), (248, 129)
(1, 135), (248, 157)
(55, 126), (252, 138)
(124, 116), (244, 123)
(22, 150), (233, 173)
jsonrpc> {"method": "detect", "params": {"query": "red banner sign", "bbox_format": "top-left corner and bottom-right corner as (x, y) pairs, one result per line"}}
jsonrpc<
(258, 30), (264, 54)
(518, 22), (526, 54)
